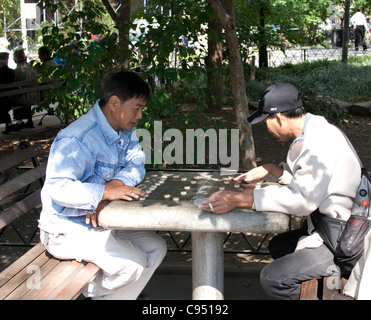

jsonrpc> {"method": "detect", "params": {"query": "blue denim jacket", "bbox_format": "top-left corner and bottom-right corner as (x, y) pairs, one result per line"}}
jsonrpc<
(39, 101), (146, 234)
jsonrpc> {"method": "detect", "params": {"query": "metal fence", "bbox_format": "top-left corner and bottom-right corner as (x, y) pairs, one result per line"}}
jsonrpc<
(268, 46), (371, 67)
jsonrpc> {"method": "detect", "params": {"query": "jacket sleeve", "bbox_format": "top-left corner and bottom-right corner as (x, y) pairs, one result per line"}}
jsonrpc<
(44, 137), (105, 214)
(253, 140), (337, 216)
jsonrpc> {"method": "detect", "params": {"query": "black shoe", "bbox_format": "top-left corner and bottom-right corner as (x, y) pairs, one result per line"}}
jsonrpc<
(25, 120), (34, 128)
(15, 122), (25, 130)
(2, 124), (20, 134)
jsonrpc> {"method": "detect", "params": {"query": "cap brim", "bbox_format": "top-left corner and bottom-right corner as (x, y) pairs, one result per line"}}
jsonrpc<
(247, 110), (269, 124)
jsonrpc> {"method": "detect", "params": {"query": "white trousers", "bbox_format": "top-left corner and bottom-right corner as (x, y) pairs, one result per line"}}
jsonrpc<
(40, 227), (167, 300)
(343, 228), (371, 300)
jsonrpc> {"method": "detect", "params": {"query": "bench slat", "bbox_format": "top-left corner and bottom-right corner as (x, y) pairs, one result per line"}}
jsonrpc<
(0, 143), (44, 173)
(0, 79), (57, 90)
(0, 80), (62, 98)
(300, 277), (348, 300)
(0, 243), (46, 287)
(0, 80), (41, 90)
(0, 249), (52, 299)
(0, 190), (41, 229)
(0, 164), (46, 202)
(20, 260), (83, 300)
(300, 278), (318, 300)
(0, 242), (100, 300)
(4, 256), (60, 300)
(51, 262), (100, 300)
(322, 276), (339, 300)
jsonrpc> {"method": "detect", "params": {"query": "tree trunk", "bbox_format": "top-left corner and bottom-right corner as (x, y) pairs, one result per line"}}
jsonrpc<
(101, 0), (131, 70)
(207, 11), (223, 112)
(259, 6), (268, 68)
(342, 0), (350, 63)
(209, 0), (256, 170)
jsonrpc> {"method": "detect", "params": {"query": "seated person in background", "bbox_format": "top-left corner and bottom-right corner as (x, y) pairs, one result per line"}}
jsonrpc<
(39, 71), (167, 299)
(200, 83), (361, 300)
(38, 46), (60, 67)
(11, 48), (41, 129)
(0, 51), (18, 134)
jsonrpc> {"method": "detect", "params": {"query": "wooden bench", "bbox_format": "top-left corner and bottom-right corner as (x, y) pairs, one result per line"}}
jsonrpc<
(0, 79), (64, 125)
(0, 79), (61, 99)
(300, 277), (348, 300)
(0, 142), (100, 300)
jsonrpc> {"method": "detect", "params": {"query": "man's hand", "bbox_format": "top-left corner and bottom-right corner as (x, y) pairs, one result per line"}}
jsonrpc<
(86, 179), (146, 227)
(199, 189), (253, 214)
(85, 200), (110, 227)
(102, 179), (146, 201)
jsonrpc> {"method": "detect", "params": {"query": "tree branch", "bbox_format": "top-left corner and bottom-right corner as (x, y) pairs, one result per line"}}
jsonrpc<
(208, 0), (234, 30)
(101, 0), (117, 23)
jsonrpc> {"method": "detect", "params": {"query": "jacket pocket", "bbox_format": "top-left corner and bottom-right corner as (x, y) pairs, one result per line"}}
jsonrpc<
(94, 162), (116, 182)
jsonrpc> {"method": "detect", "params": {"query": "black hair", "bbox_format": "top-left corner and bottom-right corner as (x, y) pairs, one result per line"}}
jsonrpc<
(266, 106), (306, 120)
(99, 71), (150, 107)
(281, 106), (306, 118)
(38, 46), (51, 56)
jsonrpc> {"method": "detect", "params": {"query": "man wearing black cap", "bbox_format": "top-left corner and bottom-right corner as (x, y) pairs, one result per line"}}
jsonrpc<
(200, 83), (361, 299)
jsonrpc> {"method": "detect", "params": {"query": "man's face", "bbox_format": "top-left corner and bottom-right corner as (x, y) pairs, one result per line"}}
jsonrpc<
(38, 51), (47, 62)
(110, 96), (146, 131)
(264, 114), (291, 142)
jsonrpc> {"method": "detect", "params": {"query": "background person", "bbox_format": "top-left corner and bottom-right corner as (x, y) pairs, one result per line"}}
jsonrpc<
(351, 8), (369, 51)
(11, 48), (40, 129)
(38, 46), (59, 67)
(0, 52), (18, 134)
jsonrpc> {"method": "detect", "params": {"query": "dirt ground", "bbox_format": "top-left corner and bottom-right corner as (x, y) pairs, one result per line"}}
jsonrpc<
(0, 106), (370, 269)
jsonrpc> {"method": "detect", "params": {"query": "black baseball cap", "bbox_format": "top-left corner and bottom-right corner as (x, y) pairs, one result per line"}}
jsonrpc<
(247, 83), (303, 124)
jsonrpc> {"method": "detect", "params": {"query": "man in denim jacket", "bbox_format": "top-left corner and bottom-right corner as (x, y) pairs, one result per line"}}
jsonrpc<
(39, 71), (167, 299)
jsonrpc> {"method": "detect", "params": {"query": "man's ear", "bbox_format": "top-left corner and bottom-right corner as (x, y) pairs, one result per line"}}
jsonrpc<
(108, 95), (120, 111)
(275, 113), (284, 126)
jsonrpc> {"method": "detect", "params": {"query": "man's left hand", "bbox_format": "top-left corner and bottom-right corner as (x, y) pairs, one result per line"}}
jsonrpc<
(85, 200), (110, 227)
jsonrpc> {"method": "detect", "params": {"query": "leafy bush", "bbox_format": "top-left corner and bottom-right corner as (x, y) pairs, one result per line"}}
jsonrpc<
(248, 57), (371, 103)
(245, 57), (371, 125)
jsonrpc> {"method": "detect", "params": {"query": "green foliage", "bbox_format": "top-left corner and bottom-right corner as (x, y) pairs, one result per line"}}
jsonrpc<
(245, 56), (371, 125)
(249, 56), (371, 102)
(33, 1), (124, 121)
(33, 0), (370, 136)
(129, 1), (214, 131)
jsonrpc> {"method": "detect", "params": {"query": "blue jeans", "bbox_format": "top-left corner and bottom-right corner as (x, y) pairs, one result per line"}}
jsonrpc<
(260, 227), (339, 300)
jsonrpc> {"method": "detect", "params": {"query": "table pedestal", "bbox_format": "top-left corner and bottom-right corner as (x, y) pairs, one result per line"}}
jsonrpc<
(192, 232), (224, 300)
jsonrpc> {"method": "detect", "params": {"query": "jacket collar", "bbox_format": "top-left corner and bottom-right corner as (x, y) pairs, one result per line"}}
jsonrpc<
(92, 100), (133, 145)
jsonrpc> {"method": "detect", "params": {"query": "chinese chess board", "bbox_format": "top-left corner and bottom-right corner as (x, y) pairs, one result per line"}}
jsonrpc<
(137, 171), (246, 203)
